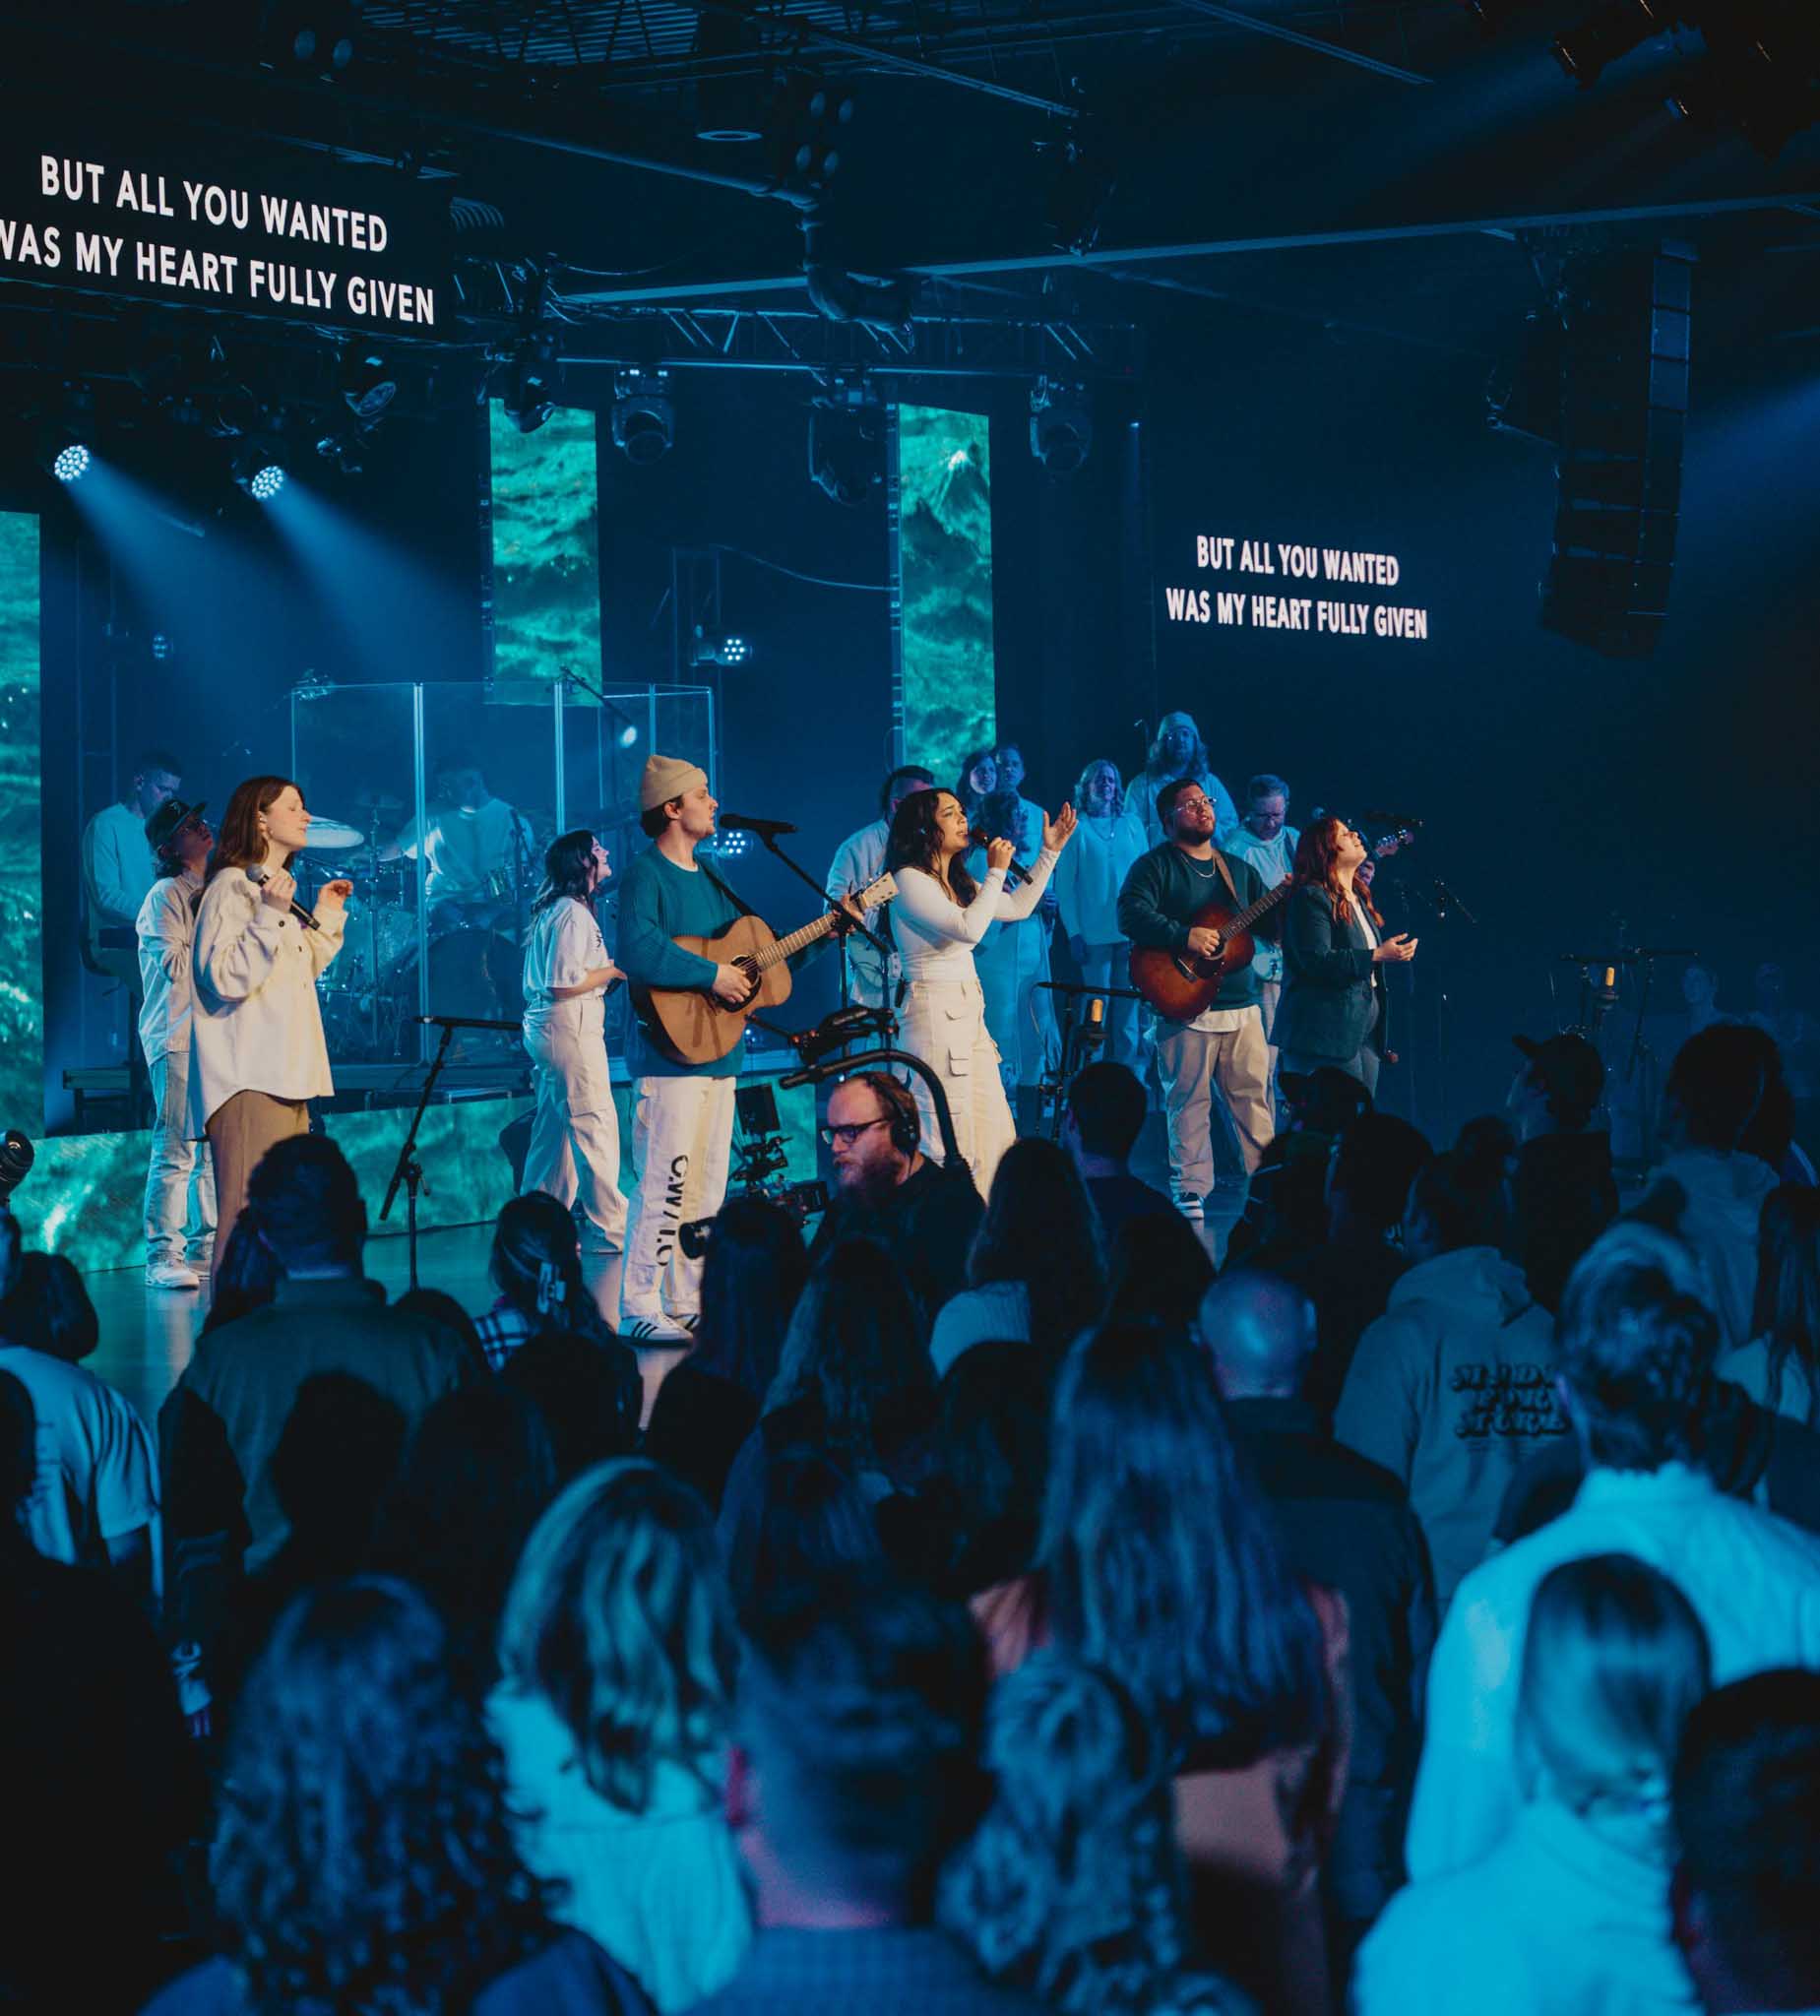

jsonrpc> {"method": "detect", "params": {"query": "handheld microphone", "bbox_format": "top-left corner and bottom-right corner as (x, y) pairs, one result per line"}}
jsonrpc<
(246, 863), (321, 932)
(971, 831), (1027, 888)
(719, 812), (798, 838)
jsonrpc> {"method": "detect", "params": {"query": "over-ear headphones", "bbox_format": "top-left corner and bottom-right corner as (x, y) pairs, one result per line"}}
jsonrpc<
(855, 1071), (920, 1155)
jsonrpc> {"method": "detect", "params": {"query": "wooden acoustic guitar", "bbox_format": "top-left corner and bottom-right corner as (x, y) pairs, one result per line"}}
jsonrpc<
(1128, 829), (1413, 1023)
(631, 872), (898, 1067)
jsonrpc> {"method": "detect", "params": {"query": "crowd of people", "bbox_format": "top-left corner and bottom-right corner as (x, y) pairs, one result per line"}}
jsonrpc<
(5, 976), (1820, 2015)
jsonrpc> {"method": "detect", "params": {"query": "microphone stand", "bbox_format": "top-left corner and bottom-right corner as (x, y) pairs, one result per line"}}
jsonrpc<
(380, 1013), (521, 1288)
(747, 826), (893, 967)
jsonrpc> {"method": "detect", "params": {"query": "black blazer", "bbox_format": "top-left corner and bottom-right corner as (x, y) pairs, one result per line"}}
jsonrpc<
(1273, 882), (1387, 1062)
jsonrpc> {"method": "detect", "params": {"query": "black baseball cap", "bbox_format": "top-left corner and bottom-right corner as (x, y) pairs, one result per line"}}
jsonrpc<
(145, 796), (209, 852)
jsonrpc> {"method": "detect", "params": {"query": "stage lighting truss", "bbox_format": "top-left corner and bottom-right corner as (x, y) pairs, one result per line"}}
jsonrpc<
(807, 373), (884, 507)
(1030, 377), (1093, 472)
(611, 367), (674, 464)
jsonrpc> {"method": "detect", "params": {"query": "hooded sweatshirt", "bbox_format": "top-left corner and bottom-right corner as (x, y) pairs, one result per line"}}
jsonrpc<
(1652, 1149), (1780, 1351)
(1336, 1246), (1563, 1609)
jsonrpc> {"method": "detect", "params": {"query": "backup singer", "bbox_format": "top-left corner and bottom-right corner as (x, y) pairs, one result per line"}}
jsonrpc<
(1116, 777), (1277, 1219)
(519, 830), (629, 1254)
(1274, 814), (1417, 1097)
(886, 787), (1077, 1195)
(136, 796), (218, 1291)
(1053, 758), (1148, 1074)
(191, 778), (349, 1279)
(824, 765), (933, 1008)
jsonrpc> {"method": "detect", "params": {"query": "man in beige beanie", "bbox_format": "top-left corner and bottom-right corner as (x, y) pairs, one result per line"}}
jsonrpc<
(611, 754), (754, 1340)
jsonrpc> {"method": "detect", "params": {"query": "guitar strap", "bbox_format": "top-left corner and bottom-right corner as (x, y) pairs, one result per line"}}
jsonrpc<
(1211, 850), (1240, 906)
(699, 860), (758, 922)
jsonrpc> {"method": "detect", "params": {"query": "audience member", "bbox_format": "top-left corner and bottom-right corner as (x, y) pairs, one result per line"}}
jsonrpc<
(931, 1138), (1105, 1373)
(1671, 1669), (1820, 2016)
(475, 1193), (642, 1429)
(1407, 1223), (1820, 1883)
(1037, 1321), (1348, 2016)
(646, 1194), (807, 1511)
(1278, 1110), (1430, 1413)
(145, 1578), (654, 2016)
(692, 1572), (1035, 2016)
(1202, 1271), (1435, 1941)
(196, 1211), (281, 1337)
(1720, 1183), (1820, 1427)
(159, 1135), (475, 1636)
(718, 1240), (937, 1586)
(808, 1071), (985, 1325)
(1649, 1022), (1794, 1346)
(501, 1328), (640, 1481)
(1336, 1146), (1561, 1609)
(1104, 1207), (1215, 1330)
(1507, 1032), (1621, 1312)
(0, 1367), (206, 2015)
(1750, 960), (1815, 1157)
(1357, 1553), (1710, 2016)
(395, 1285), (489, 1374)
(491, 1459), (752, 2010)
(370, 1383), (560, 1696)
(1060, 1061), (1174, 1243)
(934, 1341), (1060, 1605)
(0, 1253), (157, 1595)
(1223, 1067), (1364, 1277)
(0, 1249), (100, 1361)
(940, 1656), (1254, 2015)
(722, 1443), (888, 1617)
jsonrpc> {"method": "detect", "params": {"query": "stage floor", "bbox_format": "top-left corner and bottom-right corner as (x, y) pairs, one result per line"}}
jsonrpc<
(80, 1109), (1232, 1430)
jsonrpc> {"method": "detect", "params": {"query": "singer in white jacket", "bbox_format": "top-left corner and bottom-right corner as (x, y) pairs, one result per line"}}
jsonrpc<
(190, 778), (348, 1279)
(520, 830), (629, 1253)
(886, 787), (1076, 1195)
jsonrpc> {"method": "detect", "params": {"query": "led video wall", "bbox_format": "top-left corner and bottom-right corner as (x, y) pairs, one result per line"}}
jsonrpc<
(489, 402), (603, 686)
(898, 405), (995, 785)
(0, 510), (40, 1137)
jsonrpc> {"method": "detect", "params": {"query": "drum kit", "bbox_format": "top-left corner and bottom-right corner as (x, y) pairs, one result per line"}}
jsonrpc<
(298, 789), (536, 1061)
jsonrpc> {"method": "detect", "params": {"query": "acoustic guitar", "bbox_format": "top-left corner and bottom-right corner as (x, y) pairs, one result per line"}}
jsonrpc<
(631, 872), (898, 1067)
(1128, 830), (1413, 1023)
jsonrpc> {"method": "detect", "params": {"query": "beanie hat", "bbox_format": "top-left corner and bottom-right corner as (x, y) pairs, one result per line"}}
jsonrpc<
(639, 754), (709, 813)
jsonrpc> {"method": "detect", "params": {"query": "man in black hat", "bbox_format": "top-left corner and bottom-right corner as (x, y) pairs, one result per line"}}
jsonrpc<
(1507, 1032), (1619, 1310)
(136, 797), (217, 1290)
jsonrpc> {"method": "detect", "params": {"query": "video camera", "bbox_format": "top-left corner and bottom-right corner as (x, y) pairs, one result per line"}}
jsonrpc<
(677, 1083), (829, 1259)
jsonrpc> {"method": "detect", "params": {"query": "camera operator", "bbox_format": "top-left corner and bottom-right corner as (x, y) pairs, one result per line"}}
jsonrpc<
(806, 1073), (983, 1329)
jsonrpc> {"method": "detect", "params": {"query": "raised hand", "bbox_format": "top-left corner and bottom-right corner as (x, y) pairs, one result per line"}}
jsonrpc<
(1042, 802), (1078, 851)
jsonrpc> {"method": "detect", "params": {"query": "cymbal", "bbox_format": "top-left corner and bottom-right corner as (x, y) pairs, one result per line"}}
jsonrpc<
(304, 817), (367, 851)
(353, 790), (405, 813)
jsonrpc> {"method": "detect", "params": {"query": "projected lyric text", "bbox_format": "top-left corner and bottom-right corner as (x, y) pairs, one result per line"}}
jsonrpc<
(2, 147), (442, 332)
(1162, 535), (1431, 643)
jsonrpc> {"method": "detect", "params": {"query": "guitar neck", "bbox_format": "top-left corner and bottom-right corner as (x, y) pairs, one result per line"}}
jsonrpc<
(751, 912), (837, 973)
(1227, 877), (1295, 936)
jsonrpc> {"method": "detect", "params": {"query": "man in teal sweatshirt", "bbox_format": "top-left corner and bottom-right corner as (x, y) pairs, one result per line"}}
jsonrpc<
(1116, 777), (1279, 1220)
(613, 754), (755, 1339)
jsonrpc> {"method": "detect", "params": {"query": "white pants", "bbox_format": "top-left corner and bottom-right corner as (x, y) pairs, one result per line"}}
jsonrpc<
(1155, 1008), (1275, 1204)
(1078, 943), (1143, 1075)
(619, 1074), (737, 1325)
(523, 1021), (628, 1248)
(899, 977), (1016, 1197)
(144, 1049), (217, 1262)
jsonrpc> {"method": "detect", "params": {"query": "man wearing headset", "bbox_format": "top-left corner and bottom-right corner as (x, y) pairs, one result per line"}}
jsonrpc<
(808, 1071), (983, 1325)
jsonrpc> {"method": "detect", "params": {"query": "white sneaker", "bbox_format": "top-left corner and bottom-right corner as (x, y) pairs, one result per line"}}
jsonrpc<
(147, 1258), (202, 1291)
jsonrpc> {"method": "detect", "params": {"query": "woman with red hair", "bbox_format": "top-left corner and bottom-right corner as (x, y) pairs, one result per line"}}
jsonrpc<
(1273, 815), (1416, 1097)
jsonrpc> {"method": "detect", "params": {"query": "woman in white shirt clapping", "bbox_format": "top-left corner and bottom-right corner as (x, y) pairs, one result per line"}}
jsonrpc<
(886, 787), (1076, 1196)
(191, 777), (349, 1279)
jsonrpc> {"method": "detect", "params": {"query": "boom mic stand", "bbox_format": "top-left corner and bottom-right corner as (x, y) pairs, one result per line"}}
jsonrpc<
(779, 1045), (968, 1175)
(381, 1013), (521, 1289)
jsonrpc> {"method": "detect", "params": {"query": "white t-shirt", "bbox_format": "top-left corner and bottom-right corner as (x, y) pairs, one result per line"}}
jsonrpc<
(0, 1345), (157, 1568)
(397, 798), (533, 906)
(826, 818), (892, 988)
(190, 867), (345, 1131)
(1224, 823), (1299, 982)
(136, 872), (204, 1057)
(522, 899), (608, 1032)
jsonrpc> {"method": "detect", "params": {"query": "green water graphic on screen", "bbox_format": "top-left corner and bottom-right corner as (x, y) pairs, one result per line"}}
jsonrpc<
(899, 406), (994, 786)
(0, 512), (40, 1133)
(490, 404), (602, 683)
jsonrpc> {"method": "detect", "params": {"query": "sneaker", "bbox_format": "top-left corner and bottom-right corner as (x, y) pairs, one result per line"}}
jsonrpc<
(620, 1315), (688, 1345)
(147, 1258), (202, 1291)
(673, 1312), (700, 1336)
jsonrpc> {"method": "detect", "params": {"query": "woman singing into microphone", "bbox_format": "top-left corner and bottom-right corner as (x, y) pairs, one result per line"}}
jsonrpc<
(886, 787), (1076, 1195)
(191, 778), (349, 1277)
(1273, 813), (1416, 1098)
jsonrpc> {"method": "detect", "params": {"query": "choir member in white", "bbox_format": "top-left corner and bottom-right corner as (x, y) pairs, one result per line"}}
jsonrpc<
(885, 786), (1077, 1195)
(1053, 758), (1149, 1075)
(519, 829), (629, 1253)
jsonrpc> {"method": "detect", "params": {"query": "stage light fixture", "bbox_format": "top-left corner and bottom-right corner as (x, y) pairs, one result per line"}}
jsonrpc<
(617, 722), (640, 749)
(233, 440), (287, 500)
(691, 628), (753, 668)
(340, 346), (398, 421)
(611, 368), (674, 465)
(502, 332), (557, 435)
(807, 375), (883, 507)
(1030, 379), (1093, 472)
(51, 442), (91, 483)
(1550, 1), (1669, 89)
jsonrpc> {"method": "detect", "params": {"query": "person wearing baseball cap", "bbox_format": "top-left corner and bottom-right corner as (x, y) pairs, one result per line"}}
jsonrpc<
(1508, 1031), (1619, 1311)
(135, 797), (218, 1290)
(610, 755), (754, 1341)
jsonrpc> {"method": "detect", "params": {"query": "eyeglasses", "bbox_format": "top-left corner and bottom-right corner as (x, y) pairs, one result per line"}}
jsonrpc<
(820, 1117), (891, 1148)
